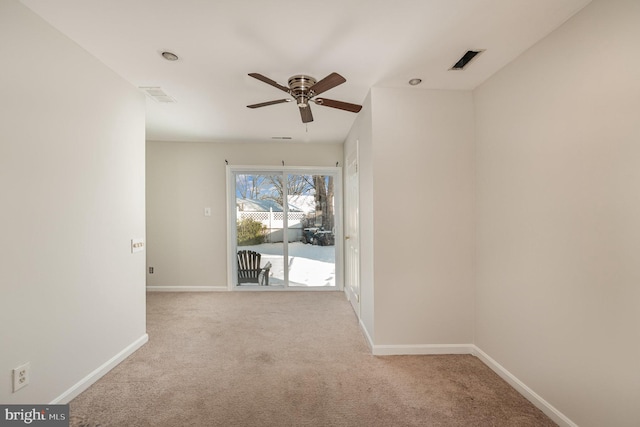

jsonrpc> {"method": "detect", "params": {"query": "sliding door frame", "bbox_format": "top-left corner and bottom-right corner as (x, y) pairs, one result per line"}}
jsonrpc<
(226, 165), (343, 291)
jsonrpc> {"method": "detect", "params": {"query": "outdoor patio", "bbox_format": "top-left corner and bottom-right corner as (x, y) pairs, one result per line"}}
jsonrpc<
(239, 242), (335, 287)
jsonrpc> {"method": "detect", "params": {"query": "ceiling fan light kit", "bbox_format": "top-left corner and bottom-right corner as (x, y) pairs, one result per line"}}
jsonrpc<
(247, 72), (362, 123)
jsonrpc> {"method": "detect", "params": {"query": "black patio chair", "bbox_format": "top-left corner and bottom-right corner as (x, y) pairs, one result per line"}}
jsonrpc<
(237, 250), (272, 286)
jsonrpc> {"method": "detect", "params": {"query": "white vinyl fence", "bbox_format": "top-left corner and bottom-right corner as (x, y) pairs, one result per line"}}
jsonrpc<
(237, 208), (306, 242)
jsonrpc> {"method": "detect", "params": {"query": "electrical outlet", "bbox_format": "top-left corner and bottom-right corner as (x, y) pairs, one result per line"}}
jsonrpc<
(149, 267), (154, 274)
(13, 362), (30, 392)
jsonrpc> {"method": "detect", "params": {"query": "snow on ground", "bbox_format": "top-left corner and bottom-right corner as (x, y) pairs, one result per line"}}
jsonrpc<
(240, 242), (335, 287)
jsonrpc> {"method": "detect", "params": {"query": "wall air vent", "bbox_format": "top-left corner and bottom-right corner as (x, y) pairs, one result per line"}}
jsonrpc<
(450, 50), (485, 70)
(139, 86), (176, 103)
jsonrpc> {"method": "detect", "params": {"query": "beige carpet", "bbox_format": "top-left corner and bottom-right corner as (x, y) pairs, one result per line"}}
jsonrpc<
(69, 292), (555, 426)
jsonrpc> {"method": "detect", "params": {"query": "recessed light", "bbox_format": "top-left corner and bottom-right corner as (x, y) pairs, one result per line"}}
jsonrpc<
(409, 78), (422, 86)
(161, 51), (179, 61)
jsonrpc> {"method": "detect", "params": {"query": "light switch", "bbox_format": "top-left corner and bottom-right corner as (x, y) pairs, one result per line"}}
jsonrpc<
(204, 207), (211, 217)
(131, 238), (144, 253)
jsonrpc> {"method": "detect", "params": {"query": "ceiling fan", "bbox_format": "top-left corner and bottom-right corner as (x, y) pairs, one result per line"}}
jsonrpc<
(247, 72), (362, 123)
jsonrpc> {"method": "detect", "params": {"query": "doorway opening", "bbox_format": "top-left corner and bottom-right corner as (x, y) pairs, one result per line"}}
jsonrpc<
(227, 166), (342, 290)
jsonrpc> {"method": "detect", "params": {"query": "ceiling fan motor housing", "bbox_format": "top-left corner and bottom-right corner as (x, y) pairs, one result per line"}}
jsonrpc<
(288, 75), (316, 107)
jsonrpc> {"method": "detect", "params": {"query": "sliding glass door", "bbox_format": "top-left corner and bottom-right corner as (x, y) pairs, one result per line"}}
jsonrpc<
(235, 172), (285, 286)
(228, 166), (342, 290)
(286, 173), (336, 287)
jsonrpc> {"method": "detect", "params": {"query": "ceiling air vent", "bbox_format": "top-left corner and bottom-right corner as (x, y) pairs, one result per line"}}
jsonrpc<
(450, 50), (485, 70)
(139, 86), (176, 103)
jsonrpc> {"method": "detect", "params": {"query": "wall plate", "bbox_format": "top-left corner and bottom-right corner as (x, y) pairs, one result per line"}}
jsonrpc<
(131, 238), (144, 253)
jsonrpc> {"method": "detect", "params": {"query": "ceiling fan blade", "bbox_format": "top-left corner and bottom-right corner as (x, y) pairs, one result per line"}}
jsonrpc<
(247, 99), (291, 109)
(248, 73), (290, 93)
(314, 98), (362, 113)
(299, 105), (314, 123)
(308, 72), (346, 96)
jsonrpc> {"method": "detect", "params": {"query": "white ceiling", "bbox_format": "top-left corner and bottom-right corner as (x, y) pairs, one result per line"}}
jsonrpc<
(21, 0), (590, 144)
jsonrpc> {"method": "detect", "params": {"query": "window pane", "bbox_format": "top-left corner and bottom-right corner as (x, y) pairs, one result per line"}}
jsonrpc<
(235, 173), (284, 286)
(287, 174), (336, 287)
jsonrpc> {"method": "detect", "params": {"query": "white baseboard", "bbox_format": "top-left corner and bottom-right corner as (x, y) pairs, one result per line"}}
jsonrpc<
(372, 343), (475, 356)
(357, 320), (474, 356)
(472, 346), (577, 427)
(146, 286), (227, 292)
(359, 319), (374, 350)
(51, 334), (148, 404)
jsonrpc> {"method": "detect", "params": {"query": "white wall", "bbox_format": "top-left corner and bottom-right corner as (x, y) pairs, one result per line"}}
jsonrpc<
(346, 88), (475, 349)
(0, 1), (147, 404)
(474, 0), (640, 425)
(371, 88), (475, 347)
(146, 141), (343, 289)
